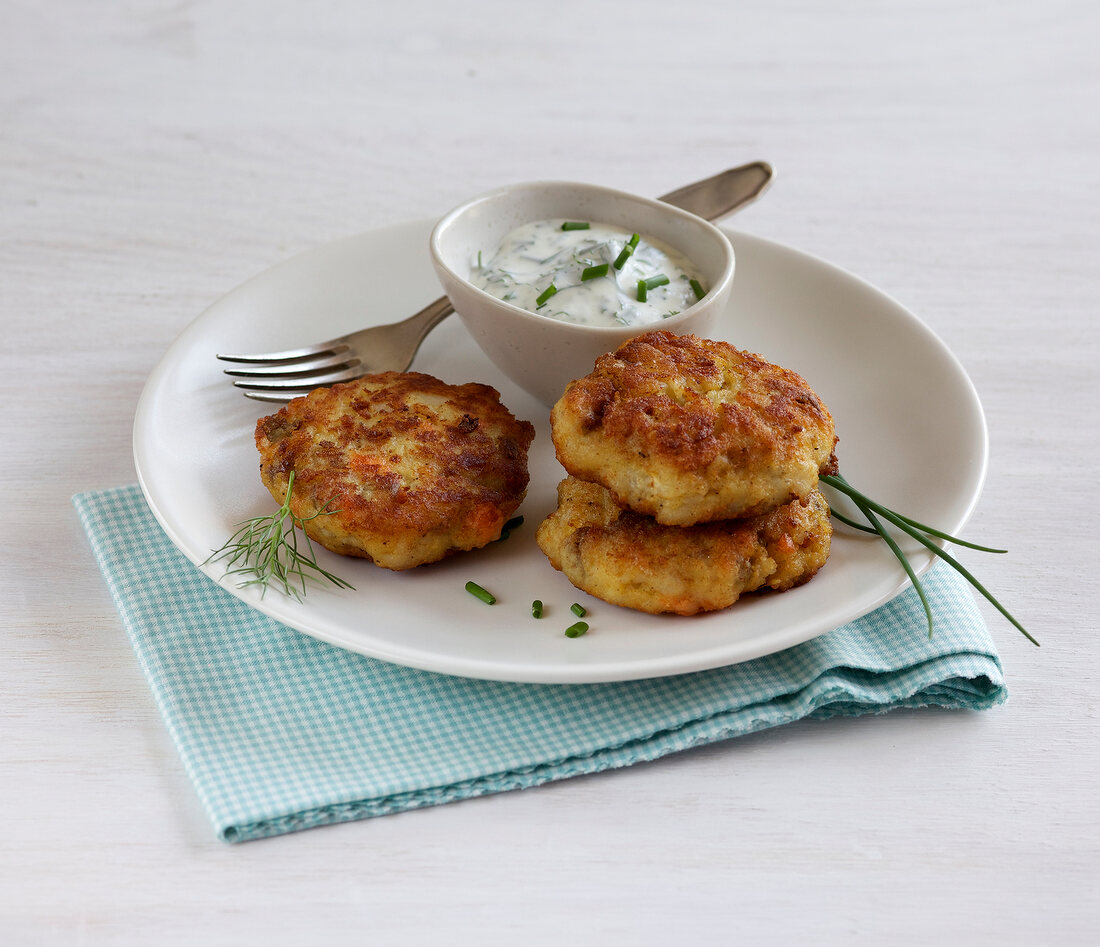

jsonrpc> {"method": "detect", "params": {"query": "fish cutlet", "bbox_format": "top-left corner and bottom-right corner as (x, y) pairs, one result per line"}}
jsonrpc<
(536, 476), (832, 616)
(551, 331), (838, 526)
(255, 372), (535, 571)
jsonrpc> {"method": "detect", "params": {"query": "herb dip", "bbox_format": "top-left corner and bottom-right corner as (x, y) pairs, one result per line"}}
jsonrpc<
(471, 219), (706, 327)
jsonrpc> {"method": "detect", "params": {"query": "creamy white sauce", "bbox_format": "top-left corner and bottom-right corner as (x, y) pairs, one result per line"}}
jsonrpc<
(471, 219), (705, 327)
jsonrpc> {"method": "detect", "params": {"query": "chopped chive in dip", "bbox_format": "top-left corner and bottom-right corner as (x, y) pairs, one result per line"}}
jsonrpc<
(570, 603), (587, 618)
(690, 278), (706, 300)
(613, 233), (641, 270)
(535, 283), (558, 307)
(638, 274), (670, 302)
(565, 621), (589, 638)
(531, 600), (543, 619)
(581, 263), (609, 281)
(561, 221), (590, 231)
(465, 581), (496, 605)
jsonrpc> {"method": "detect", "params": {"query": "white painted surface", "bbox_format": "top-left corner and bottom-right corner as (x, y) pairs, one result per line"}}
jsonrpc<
(3, 1), (1097, 943)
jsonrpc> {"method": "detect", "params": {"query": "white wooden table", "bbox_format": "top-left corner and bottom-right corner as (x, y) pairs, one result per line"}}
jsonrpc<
(4, 2), (1097, 943)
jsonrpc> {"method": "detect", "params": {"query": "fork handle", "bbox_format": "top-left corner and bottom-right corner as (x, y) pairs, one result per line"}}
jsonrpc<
(368, 293), (456, 371)
(398, 294), (455, 336)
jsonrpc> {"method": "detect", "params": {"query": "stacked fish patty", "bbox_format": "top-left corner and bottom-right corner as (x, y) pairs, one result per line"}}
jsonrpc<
(536, 331), (838, 615)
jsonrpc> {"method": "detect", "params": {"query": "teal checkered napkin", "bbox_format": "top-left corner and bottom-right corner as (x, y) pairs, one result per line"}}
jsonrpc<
(74, 485), (1006, 843)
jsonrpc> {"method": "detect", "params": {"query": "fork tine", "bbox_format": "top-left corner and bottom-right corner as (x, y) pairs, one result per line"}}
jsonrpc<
(222, 352), (360, 378)
(242, 389), (302, 404)
(216, 340), (350, 364)
(230, 364), (367, 393)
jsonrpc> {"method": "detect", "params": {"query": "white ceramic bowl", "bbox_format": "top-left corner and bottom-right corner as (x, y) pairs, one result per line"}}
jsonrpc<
(429, 181), (736, 406)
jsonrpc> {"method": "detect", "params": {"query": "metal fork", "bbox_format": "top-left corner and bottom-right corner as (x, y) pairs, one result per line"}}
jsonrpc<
(217, 161), (774, 402)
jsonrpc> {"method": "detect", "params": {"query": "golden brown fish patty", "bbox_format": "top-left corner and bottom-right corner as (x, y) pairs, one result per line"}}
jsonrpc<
(536, 477), (832, 616)
(255, 372), (535, 571)
(551, 331), (838, 525)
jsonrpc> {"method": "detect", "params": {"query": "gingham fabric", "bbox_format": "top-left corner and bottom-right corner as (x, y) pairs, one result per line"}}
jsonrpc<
(74, 485), (1006, 843)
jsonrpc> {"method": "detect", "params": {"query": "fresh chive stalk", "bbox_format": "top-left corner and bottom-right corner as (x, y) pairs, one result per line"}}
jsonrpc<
(532, 600), (543, 619)
(820, 473), (1037, 645)
(690, 278), (706, 300)
(570, 603), (587, 618)
(561, 221), (590, 231)
(637, 279), (648, 302)
(465, 581), (496, 605)
(847, 489), (935, 637)
(581, 263), (609, 281)
(565, 621), (589, 638)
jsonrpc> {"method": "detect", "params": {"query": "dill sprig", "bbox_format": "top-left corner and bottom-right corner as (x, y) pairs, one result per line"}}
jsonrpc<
(204, 471), (354, 600)
(821, 473), (1037, 646)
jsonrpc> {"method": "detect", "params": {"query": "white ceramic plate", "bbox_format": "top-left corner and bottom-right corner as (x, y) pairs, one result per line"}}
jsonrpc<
(133, 220), (987, 684)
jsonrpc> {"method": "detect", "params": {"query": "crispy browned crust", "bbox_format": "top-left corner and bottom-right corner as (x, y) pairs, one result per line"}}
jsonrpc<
(550, 330), (838, 525)
(536, 477), (832, 616)
(255, 372), (535, 570)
